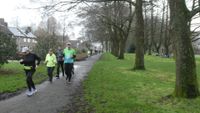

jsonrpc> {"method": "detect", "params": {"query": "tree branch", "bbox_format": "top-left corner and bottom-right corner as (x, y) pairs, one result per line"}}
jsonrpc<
(83, 0), (136, 6)
(190, 6), (200, 18)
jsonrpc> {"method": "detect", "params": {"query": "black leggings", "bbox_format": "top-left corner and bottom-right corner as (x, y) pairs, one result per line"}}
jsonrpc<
(25, 69), (36, 91)
(57, 61), (64, 76)
(64, 63), (73, 82)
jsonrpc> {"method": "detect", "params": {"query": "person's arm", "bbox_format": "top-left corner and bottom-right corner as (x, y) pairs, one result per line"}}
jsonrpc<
(73, 49), (76, 59)
(44, 54), (48, 65)
(53, 54), (57, 64)
(20, 59), (24, 64)
(34, 54), (41, 65)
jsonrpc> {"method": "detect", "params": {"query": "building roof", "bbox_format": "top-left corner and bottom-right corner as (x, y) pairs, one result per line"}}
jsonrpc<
(8, 27), (36, 38)
(20, 29), (36, 38)
(8, 27), (25, 37)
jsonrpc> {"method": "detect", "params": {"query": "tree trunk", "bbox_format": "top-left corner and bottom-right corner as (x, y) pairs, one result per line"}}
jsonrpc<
(105, 39), (108, 52)
(155, 47), (160, 55)
(134, 0), (145, 70)
(118, 38), (126, 59)
(168, 0), (199, 98)
(164, 1), (170, 57)
(164, 45), (169, 57)
(149, 0), (154, 55)
(111, 30), (119, 57)
(148, 44), (152, 55)
(144, 3), (149, 54)
(111, 40), (119, 57)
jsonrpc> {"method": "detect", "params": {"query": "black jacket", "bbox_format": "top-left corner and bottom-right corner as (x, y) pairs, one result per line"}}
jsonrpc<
(56, 50), (64, 62)
(20, 53), (41, 70)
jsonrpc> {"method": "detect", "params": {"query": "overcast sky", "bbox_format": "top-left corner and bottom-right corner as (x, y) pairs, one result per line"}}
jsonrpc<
(0, 0), (42, 27)
(0, 0), (84, 40)
(0, 0), (199, 39)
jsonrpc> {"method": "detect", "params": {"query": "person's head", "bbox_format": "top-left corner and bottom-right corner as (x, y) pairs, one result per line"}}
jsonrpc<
(21, 47), (30, 55)
(49, 49), (53, 55)
(66, 42), (71, 49)
(58, 46), (61, 50)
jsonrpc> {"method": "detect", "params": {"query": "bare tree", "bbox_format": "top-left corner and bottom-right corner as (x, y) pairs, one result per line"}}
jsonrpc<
(168, 0), (200, 98)
(33, 17), (61, 59)
(163, 1), (171, 57)
(134, 0), (145, 70)
(35, 0), (146, 69)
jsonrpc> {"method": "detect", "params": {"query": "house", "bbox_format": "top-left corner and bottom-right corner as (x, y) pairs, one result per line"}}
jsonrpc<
(0, 18), (37, 51)
(8, 27), (37, 51)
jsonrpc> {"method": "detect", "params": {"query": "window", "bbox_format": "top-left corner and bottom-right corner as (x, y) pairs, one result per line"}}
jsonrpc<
(24, 38), (26, 42)
(33, 39), (37, 43)
(28, 39), (30, 43)
(21, 46), (24, 51)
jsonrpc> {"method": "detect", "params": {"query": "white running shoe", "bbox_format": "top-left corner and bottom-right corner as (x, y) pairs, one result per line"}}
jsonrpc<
(26, 91), (33, 96)
(32, 89), (38, 94)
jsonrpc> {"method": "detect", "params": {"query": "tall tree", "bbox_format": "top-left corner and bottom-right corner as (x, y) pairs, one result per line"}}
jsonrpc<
(163, 1), (171, 57)
(134, 0), (145, 70)
(33, 17), (60, 59)
(47, 16), (60, 36)
(38, 0), (145, 69)
(168, 0), (200, 98)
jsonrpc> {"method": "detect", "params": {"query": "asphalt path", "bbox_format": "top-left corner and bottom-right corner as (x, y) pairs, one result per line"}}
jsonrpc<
(0, 54), (101, 113)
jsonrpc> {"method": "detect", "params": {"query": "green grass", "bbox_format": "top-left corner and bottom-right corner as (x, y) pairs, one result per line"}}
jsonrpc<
(0, 61), (48, 93)
(83, 53), (200, 113)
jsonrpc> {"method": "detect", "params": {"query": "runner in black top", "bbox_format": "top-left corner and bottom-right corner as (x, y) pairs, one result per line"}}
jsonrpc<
(20, 47), (41, 96)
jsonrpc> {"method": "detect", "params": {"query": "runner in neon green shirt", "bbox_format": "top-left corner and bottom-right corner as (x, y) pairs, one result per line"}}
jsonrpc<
(63, 42), (76, 83)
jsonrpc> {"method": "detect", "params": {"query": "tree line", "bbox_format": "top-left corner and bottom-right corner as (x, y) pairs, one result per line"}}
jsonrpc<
(74, 0), (200, 98)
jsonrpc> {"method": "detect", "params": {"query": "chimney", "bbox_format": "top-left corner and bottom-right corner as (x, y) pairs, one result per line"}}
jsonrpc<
(0, 18), (5, 25)
(25, 27), (32, 34)
(4, 22), (8, 27)
(0, 18), (8, 27)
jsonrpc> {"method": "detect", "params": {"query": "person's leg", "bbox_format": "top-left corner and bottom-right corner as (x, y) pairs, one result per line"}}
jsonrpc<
(47, 67), (52, 82)
(71, 63), (74, 75)
(65, 63), (71, 81)
(64, 63), (68, 80)
(25, 70), (32, 91)
(60, 61), (64, 76)
(68, 63), (73, 82)
(29, 69), (36, 90)
(50, 67), (55, 81)
(56, 62), (60, 78)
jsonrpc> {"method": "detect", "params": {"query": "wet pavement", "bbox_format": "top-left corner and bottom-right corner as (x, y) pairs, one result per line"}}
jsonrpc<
(0, 54), (101, 113)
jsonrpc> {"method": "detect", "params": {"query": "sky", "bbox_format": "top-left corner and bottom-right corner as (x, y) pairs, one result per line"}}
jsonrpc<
(0, 0), (41, 27)
(0, 0), (84, 40)
(0, 0), (199, 40)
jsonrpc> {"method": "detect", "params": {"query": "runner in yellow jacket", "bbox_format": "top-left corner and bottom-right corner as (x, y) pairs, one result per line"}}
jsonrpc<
(45, 49), (57, 83)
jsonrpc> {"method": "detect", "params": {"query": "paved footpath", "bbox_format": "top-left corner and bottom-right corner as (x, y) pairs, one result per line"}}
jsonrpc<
(0, 54), (101, 113)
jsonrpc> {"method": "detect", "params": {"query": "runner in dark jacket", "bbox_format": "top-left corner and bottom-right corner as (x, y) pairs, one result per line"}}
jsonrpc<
(56, 47), (64, 79)
(20, 47), (41, 96)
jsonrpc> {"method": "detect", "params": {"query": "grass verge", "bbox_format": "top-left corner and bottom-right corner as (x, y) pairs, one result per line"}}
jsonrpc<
(83, 53), (200, 113)
(0, 61), (47, 93)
